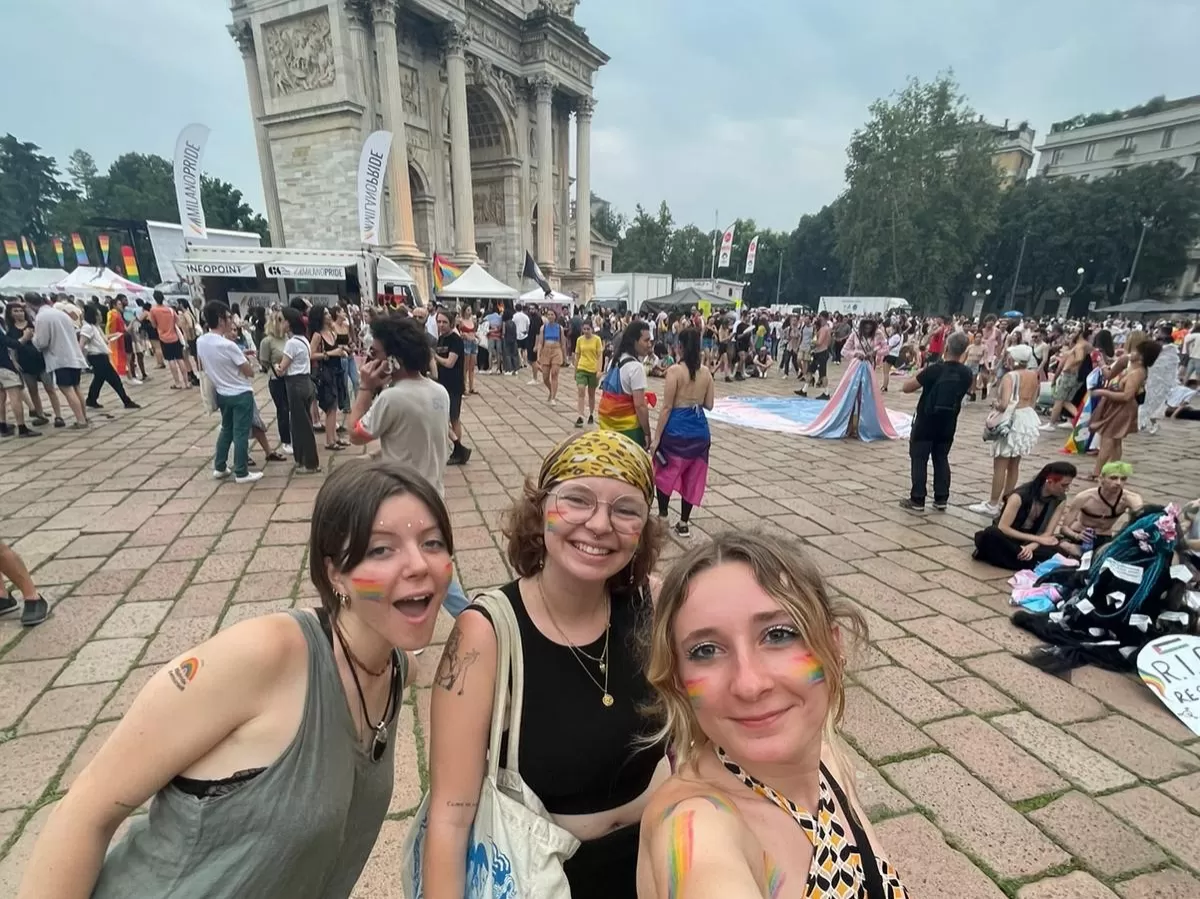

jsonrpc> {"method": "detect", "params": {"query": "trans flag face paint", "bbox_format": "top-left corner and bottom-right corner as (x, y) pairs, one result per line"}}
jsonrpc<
(351, 577), (388, 602)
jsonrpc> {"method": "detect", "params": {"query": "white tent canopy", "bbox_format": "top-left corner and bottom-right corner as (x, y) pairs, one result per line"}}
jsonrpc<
(54, 266), (153, 300)
(376, 256), (416, 286)
(520, 286), (574, 305)
(0, 268), (69, 292)
(437, 262), (518, 299)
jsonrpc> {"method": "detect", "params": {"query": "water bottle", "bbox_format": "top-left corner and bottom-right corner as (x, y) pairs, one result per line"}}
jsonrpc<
(1082, 528), (1095, 554)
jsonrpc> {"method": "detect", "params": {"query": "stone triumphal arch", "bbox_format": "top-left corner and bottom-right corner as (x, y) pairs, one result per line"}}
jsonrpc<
(228, 0), (607, 299)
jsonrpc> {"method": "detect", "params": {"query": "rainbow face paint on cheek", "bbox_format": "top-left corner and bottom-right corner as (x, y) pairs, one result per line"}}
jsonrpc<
(684, 678), (707, 707)
(792, 651), (825, 686)
(545, 509), (565, 532)
(350, 577), (388, 602)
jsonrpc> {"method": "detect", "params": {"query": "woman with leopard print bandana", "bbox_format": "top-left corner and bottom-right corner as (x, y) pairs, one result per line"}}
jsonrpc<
(424, 430), (668, 899)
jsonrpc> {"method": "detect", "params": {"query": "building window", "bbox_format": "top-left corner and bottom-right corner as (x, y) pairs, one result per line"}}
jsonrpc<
(1050, 148), (1064, 166)
(600, 259), (606, 272)
(1162, 127), (1176, 150)
(1121, 135), (1136, 151)
(1085, 142), (1096, 162)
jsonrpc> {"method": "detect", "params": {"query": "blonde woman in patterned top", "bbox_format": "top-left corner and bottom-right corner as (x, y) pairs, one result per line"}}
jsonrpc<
(637, 532), (911, 899)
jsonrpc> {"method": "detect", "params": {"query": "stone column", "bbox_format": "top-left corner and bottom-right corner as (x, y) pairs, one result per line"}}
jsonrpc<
(533, 75), (556, 272)
(228, 21), (284, 246)
(370, 0), (423, 270)
(574, 97), (594, 278)
(443, 26), (476, 264)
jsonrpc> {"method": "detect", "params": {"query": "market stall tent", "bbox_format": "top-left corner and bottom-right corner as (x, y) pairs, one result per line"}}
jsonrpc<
(436, 262), (518, 300)
(0, 268), (69, 293)
(54, 266), (153, 300)
(639, 286), (736, 315)
(519, 286), (575, 305)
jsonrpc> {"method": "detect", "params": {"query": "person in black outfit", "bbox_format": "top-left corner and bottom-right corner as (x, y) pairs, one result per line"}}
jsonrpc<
(900, 330), (973, 512)
(435, 310), (471, 465)
(973, 461), (1077, 569)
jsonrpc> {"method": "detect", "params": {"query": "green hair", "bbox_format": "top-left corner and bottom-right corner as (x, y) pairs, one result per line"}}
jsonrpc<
(1101, 461), (1133, 478)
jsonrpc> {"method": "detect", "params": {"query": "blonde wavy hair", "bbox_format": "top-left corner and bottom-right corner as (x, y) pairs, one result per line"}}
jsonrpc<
(644, 531), (866, 767)
(266, 308), (287, 340)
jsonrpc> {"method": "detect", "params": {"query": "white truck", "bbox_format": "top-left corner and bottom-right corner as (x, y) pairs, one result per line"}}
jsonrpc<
(818, 296), (909, 317)
(594, 272), (674, 313)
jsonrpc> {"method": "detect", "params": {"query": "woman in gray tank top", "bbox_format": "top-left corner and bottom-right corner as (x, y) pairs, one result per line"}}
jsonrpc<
(17, 461), (456, 899)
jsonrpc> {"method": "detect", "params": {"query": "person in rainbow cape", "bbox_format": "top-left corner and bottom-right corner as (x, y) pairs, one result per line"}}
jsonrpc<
(598, 320), (653, 448)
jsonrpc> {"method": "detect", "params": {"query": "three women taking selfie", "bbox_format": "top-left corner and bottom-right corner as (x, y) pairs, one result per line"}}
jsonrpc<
(19, 435), (908, 899)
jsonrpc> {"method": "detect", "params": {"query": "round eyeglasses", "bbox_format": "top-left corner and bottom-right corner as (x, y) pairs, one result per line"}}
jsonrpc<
(548, 486), (649, 535)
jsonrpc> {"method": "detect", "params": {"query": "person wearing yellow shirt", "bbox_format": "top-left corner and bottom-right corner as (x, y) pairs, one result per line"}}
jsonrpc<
(573, 319), (604, 427)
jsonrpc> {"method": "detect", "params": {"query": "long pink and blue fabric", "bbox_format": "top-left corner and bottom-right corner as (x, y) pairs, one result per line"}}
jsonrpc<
(654, 405), (711, 505)
(799, 359), (899, 442)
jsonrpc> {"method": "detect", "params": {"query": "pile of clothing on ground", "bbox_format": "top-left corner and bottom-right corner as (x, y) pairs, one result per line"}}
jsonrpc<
(1009, 502), (1200, 674)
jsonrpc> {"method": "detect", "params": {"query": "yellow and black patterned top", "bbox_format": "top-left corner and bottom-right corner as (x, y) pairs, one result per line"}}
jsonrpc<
(717, 747), (910, 899)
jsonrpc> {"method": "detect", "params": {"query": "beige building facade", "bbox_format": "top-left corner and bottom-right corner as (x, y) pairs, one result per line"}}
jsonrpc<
(228, 0), (607, 301)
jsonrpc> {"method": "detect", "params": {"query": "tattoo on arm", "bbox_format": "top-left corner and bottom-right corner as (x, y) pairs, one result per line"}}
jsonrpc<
(167, 657), (202, 692)
(113, 799), (140, 811)
(434, 627), (480, 695)
(445, 800), (478, 808)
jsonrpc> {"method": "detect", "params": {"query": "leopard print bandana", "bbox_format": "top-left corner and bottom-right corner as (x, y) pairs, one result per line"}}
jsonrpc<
(539, 430), (655, 503)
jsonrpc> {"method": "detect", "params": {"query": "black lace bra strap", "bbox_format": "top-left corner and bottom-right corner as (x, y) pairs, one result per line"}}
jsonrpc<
(820, 763), (888, 899)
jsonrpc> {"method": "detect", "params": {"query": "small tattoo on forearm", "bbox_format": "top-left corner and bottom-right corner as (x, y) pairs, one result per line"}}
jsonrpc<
(113, 799), (139, 810)
(434, 627), (479, 695)
(446, 800), (478, 808)
(168, 657), (202, 692)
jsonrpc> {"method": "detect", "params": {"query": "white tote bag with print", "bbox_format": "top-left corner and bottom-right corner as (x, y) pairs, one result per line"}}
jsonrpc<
(401, 590), (579, 899)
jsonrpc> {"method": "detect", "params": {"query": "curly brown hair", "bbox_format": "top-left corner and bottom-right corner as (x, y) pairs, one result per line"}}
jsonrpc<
(502, 476), (663, 591)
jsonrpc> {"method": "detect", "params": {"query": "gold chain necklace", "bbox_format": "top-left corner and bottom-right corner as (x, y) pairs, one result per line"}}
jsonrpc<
(534, 576), (614, 707)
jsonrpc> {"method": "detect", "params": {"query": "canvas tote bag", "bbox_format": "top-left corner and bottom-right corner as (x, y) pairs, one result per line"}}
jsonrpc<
(401, 590), (580, 898)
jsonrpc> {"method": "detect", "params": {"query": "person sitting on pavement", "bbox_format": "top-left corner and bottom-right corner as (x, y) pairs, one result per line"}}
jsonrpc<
(1057, 461), (1144, 553)
(972, 461), (1077, 570)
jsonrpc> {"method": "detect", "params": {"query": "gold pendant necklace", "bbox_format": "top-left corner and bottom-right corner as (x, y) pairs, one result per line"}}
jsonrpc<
(535, 576), (614, 707)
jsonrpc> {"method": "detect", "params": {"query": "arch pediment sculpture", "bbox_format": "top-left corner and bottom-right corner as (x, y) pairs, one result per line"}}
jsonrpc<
(263, 10), (336, 96)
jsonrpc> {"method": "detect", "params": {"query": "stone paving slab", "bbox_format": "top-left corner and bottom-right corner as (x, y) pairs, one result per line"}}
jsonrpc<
(2, 362), (1199, 897)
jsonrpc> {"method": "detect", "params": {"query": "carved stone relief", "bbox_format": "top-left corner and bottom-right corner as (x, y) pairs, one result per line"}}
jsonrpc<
(466, 56), (517, 115)
(464, 15), (520, 59)
(539, 0), (580, 17)
(473, 182), (506, 226)
(398, 65), (423, 118)
(263, 10), (336, 97)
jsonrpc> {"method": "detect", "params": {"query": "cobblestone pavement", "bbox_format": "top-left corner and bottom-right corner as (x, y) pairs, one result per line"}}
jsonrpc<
(2, 362), (1199, 898)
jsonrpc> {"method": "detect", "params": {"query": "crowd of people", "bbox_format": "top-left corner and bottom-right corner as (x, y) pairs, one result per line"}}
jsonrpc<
(4, 282), (1200, 898)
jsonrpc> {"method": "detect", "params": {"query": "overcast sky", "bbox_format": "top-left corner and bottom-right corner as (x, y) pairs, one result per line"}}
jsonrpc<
(10, 0), (1198, 233)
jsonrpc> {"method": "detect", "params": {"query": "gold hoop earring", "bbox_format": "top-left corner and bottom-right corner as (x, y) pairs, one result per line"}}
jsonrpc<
(336, 590), (351, 608)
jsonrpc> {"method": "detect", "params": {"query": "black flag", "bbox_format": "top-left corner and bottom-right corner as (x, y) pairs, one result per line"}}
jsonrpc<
(523, 250), (552, 297)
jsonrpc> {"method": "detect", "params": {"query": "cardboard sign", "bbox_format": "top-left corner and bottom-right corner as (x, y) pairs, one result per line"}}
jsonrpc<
(1137, 634), (1200, 736)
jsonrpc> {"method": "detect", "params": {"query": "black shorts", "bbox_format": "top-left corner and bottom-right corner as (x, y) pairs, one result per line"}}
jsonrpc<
(448, 391), (463, 423)
(809, 350), (829, 379)
(884, 355), (899, 367)
(55, 367), (82, 388)
(162, 341), (184, 362)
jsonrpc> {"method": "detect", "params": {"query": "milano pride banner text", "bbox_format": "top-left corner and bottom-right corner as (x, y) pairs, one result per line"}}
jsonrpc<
(358, 130), (393, 245)
(174, 124), (211, 241)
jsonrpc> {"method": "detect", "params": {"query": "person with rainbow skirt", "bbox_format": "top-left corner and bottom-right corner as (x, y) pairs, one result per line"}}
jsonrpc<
(598, 320), (652, 448)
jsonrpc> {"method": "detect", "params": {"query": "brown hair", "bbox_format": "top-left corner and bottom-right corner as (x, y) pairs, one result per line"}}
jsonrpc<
(643, 531), (866, 766)
(501, 478), (663, 592)
(308, 461), (454, 620)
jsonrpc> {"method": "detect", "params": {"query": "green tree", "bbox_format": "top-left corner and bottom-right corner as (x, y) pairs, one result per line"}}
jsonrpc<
(783, 204), (844, 308)
(0, 134), (67, 243)
(92, 152), (177, 221)
(666, 224), (713, 279)
(836, 73), (1002, 312)
(66, 149), (99, 200)
(201, 176), (271, 242)
(612, 201), (673, 272)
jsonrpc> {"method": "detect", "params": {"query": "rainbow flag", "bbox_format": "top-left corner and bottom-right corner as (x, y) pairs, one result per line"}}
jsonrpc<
(71, 233), (88, 266)
(432, 253), (464, 292)
(52, 237), (65, 267)
(98, 234), (111, 265)
(3, 240), (21, 270)
(597, 365), (645, 443)
(121, 245), (140, 282)
(19, 236), (33, 267)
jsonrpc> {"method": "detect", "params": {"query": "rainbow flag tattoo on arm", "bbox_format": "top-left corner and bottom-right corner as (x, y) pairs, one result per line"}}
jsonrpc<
(666, 810), (694, 899)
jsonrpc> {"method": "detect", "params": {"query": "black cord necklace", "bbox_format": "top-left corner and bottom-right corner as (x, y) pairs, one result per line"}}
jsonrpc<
(333, 625), (399, 762)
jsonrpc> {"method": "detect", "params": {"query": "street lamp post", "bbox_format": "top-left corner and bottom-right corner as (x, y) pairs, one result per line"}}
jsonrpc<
(1120, 217), (1153, 303)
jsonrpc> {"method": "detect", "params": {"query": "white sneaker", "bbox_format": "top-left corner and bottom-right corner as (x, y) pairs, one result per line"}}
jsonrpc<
(235, 471), (264, 484)
(968, 501), (1001, 516)
(128, 377), (143, 386)
(212, 469), (231, 480)
(1056, 421), (1073, 430)
(526, 378), (538, 386)
(281, 444), (294, 455)
(1039, 423), (1055, 431)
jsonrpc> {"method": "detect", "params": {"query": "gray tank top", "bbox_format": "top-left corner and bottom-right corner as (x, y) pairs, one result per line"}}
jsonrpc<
(91, 610), (404, 899)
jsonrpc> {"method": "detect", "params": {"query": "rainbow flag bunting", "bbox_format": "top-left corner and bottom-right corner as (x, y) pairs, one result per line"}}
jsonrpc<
(52, 237), (65, 267)
(3, 239), (21, 270)
(121, 245), (140, 282)
(432, 253), (465, 292)
(70, 233), (89, 266)
(98, 234), (111, 265)
(19, 236), (33, 268)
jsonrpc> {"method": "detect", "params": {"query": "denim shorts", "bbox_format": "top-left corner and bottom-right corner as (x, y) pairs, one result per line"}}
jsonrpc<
(462, 341), (478, 356)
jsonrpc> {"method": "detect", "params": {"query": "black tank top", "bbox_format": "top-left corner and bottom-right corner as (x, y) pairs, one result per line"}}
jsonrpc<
(491, 581), (663, 815)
